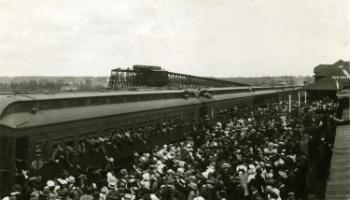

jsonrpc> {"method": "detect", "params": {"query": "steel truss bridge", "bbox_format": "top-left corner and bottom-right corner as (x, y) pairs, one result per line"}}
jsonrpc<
(108, 65), (249, 89)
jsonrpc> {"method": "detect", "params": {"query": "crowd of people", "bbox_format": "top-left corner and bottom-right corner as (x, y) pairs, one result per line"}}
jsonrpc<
(3, 97), (340, 200)
(43, 120), (182, 171)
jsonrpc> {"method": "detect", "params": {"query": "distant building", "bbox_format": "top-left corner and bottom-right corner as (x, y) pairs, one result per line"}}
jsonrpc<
(314, 60), (350, 81)
(304, 60), (350, 98)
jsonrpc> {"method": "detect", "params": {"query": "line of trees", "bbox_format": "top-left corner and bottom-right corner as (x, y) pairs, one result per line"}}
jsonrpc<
(0, 79), (105, 93)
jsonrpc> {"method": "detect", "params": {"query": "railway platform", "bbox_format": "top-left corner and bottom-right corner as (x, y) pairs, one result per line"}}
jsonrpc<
(325, 107), (350, 200)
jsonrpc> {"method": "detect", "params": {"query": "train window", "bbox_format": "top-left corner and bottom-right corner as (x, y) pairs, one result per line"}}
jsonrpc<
(39, 100), (63, 110)
(62, 100), (68, 108)
(110, 96), (121, 103)
(89, 97), (105, 105)
(153, 94), (159, 100)
(98, 98), (107, 104)
(67, 99), (86, 107)
(89, 98), (97, 105)
(128, 95), (138, 102)
(2, 103), (22, 116)
(19, 102), (36, 112)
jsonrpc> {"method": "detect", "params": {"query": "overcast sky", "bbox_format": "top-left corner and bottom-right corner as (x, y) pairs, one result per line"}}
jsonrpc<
(0, 0), (349, 77)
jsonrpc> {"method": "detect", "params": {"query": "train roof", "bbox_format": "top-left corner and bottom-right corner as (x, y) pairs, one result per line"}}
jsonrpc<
(0, 86), (299, 129)
(0, 87), (254, 110)
(0, 97), (201, 129)
(0, 90), (185, 112)
(0, 89), (184, 101)
(212, 89), (278, 101)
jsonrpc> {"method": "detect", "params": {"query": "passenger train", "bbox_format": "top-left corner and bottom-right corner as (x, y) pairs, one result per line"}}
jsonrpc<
(0, 86), (300, 195)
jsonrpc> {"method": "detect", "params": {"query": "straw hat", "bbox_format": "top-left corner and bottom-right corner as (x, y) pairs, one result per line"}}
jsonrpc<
(46, 180), (56, 187)
(108, 177), (117, 189)
(188, 182), (198, 190)
(278, 171), (288, 179)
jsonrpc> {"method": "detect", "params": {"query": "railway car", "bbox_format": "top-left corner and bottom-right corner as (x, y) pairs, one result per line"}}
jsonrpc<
(0, 86), (300, 196)
(203, 86), (299, 119)
(0, 90), (203, 195)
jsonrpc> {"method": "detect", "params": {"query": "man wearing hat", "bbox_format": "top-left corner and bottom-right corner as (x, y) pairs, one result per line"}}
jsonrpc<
(107, 176), (117, 191)
(31, 145), (44, 171)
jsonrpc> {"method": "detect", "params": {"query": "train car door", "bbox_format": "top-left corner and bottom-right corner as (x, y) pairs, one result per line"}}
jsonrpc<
(0, 129), (13, 197)
(15, 136), (29, 167)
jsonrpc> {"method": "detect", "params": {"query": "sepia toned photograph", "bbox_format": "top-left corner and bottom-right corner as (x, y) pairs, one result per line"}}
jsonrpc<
(0, 0), (349, 199)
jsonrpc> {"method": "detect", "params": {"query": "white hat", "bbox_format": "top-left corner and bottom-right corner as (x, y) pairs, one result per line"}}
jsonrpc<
(150, 194), (159, 200)
(287, 155), (296, 162)
(107, 172), (116, 183)
(67, 176), (75, 183)
(100, 186), (109, 194)
(267, 173), (274, 179)
(141, 180), (151, 189)
(108, 177), (117, 189)
(46, 180), (56, 187)
(236, 165), (247, 172)
(248, 164), (256, 170)
(278, 158), (285, 166)
(271, 149), (278, 154)
(221, 163), (231, 168)
(271, 188), (280, 197)
(142, 173), (150, 181)
(57, 178), (67, 185)
(9, 192), (20, 196)
(177, 168), (185, 173)
(263, 148), (270, 154)
(278, 171), (288, 179)
(106, 157), (114, 163)
(107, 172), (113, 178)
(247, 174), (256, 183)
(179, 161), (185, 168)
(54, 185), (60, 191)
